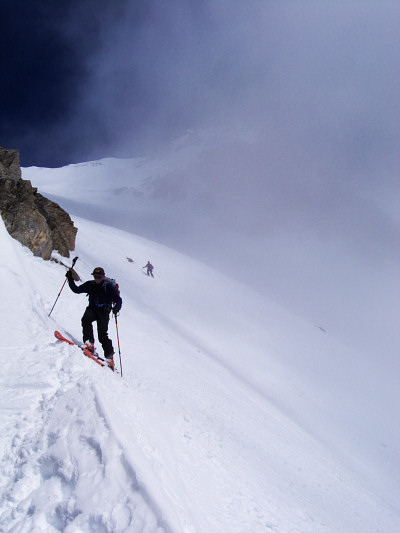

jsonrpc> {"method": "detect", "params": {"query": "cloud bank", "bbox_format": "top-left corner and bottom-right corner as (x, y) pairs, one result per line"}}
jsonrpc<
(19, 1), (400, 358)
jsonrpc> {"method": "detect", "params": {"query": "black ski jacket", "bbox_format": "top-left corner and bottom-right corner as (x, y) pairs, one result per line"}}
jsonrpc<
(67, 278), (122, 312)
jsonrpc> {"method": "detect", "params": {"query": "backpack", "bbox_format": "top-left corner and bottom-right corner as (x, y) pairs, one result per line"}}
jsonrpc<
(103, 276), (120, 302)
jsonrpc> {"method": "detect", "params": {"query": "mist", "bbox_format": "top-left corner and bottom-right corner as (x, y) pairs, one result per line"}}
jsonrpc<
(61, 1), (399, 166)
(24, 1), (400, 361)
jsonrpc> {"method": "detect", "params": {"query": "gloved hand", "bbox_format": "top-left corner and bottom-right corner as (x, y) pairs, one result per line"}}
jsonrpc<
(65, 269), (73, 281)
(112, 306), (121, 315)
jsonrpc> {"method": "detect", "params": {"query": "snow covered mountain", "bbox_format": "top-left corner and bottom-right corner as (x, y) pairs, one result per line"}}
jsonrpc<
(24, 131), (400, 365)
(0, 141), (399, 532)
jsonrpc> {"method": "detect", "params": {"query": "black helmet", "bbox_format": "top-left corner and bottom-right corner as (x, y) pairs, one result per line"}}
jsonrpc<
(92, 267), (105, 276)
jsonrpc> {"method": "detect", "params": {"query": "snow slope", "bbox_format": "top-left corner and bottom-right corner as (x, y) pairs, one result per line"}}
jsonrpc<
(0, 210), (399, 532)
(24, 137), (400, 370)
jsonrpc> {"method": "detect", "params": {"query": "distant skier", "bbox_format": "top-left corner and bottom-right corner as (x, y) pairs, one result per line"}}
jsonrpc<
(143, 261), (154, 278)
(65, 266), (122, 361)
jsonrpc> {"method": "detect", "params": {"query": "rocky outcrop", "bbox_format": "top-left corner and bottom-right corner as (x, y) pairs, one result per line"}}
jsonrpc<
(0, 147), (21, 180)
(0, 146), (77, 260)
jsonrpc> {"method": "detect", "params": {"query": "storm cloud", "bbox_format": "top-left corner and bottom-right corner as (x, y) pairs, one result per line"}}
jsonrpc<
(5, 1), (400, 357)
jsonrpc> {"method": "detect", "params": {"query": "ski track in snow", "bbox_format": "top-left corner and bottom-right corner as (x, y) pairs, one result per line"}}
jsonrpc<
(0, 214), (399, 533)
(0, 225), (167, 531)
(0, 358), (167, 532)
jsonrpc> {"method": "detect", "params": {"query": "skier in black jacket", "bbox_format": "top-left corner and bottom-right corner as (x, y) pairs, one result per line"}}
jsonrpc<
(66, 266), (122, 360)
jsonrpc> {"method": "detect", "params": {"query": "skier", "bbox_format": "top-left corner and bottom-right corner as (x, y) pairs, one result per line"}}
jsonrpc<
(143, 261), (154, 277)
(65, 266), (122, 361)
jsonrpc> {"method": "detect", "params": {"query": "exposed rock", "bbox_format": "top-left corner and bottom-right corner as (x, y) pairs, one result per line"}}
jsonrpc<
(0, 146), (77, 260)
(0, 147), (21, 181)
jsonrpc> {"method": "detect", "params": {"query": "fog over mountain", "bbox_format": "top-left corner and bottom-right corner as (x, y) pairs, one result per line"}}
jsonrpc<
(64, 2), (399, 178)
(13, 1), (400, 365)
(26, 125), (400, 370)
(4, 2), (399, 171)
(1, 4), (399, 530)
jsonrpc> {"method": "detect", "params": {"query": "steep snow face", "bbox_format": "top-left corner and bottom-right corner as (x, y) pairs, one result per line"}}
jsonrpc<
(24, 137), (400, 368)
(0, 215), (399, 532)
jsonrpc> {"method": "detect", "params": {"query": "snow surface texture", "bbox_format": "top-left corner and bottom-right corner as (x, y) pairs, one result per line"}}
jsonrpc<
(0, 159), (399, 532)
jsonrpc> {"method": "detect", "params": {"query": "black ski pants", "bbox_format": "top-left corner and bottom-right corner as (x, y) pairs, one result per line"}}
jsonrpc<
(82, 305), (113, 356)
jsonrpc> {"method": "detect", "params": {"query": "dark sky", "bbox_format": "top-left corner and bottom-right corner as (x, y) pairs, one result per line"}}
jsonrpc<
(1, 1), (399, 170)
(1, 1), (153, 166)
(3, 1), (399, 358)
(2, 0), (247, 167)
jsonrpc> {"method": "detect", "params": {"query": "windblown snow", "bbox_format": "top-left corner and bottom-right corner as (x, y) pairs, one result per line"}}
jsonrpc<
(0, 155), (399, 532)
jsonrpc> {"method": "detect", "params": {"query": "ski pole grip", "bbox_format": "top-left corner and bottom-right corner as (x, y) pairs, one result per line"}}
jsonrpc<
(71, 256), (78, 267)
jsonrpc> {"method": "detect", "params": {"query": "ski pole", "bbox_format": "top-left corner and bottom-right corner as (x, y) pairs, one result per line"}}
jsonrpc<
(114, 313), (123, 377)
(48, 256), (78, 317)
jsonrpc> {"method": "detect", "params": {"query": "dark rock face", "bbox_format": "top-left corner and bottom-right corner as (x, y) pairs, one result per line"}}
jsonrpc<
(0, 147), (21, 181)
(0, 147), (77, 260)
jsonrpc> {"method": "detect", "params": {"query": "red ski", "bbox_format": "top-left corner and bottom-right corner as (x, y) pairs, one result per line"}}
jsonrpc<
(54, 330), (105, 367)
